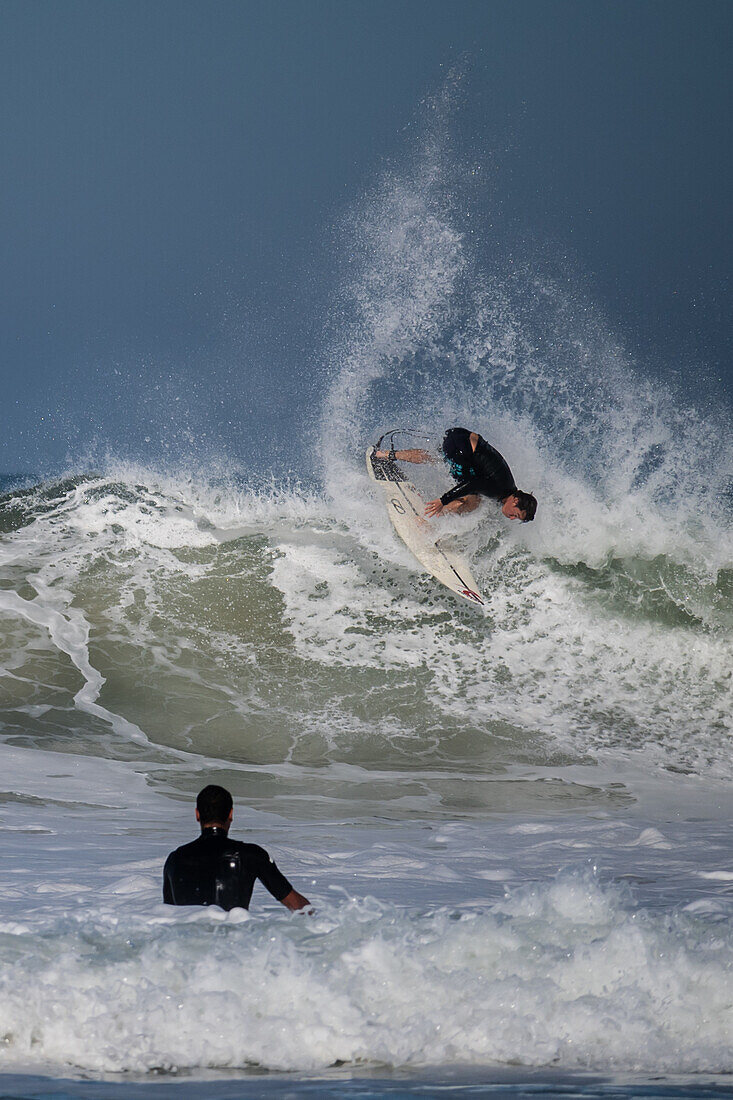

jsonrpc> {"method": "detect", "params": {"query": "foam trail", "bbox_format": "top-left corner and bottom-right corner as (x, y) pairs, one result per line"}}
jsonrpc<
(0, 587), (150, 746)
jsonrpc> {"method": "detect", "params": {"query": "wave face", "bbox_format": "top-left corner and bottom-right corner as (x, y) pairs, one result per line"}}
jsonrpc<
(0, 455), (731, 814)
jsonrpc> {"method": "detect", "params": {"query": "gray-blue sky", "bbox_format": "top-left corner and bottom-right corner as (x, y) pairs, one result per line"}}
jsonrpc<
(2, 0), (730, 472)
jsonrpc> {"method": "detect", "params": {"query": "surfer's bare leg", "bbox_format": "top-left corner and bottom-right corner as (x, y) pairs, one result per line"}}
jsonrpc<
(375, 448), (436, 463)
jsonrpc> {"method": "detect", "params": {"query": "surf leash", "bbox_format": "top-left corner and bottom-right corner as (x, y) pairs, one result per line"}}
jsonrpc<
(374, 428), (434, 460)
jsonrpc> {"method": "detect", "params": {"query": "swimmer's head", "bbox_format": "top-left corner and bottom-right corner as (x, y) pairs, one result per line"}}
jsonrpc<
(196, 784), (233, 826)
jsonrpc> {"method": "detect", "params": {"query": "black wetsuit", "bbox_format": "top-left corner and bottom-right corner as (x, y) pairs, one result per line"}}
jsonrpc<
(440, 427), (517, 507)
(163, 827), (293, 911)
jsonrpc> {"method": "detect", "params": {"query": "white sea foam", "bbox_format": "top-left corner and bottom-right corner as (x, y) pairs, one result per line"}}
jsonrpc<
(0, 873), (731, 1075)
(269, 528), (733, 776)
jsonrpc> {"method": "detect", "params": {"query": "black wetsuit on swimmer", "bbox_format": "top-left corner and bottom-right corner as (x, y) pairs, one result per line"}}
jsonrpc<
(163, 827), (293, 911)
(440, 427), (517, 507)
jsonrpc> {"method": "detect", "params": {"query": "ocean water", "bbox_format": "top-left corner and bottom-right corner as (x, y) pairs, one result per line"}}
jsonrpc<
(1, 138), (732, 1098)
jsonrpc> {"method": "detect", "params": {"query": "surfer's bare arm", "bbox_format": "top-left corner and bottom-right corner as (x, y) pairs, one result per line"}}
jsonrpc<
(375, 448), (436, 463)
(425, 494), (481, 518)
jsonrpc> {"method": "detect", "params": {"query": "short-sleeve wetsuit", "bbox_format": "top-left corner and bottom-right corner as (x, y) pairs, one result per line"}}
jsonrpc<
(440, 427), (517, 507)
(163, 826), (293, 911)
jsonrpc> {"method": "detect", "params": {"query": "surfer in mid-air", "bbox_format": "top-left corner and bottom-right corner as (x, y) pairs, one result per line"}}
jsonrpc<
(376, 427), (537, 522)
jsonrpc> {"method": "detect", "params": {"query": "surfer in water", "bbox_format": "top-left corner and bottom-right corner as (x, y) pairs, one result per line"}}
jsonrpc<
(163, 785), (311, 913)
(377, 427), (537, 522)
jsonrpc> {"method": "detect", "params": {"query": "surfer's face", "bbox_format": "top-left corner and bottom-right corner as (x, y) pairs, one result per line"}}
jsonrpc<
(501, 495), (526, 521)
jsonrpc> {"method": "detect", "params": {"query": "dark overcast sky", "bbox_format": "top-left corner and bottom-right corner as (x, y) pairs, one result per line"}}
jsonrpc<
(1, 0), (730, 471)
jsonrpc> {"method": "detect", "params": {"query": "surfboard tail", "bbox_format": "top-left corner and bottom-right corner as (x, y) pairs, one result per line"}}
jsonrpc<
(366, 445), (485, 608)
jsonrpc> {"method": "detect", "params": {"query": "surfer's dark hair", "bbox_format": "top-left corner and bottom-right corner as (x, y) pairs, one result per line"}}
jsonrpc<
(196, 784), (233, 824)
(515, 490), (537, 522)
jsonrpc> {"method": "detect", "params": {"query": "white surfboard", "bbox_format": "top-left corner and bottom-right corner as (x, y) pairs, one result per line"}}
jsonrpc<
(366, 446), (484, 607)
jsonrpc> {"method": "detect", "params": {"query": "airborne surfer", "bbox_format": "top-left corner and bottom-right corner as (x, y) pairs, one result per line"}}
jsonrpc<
(377, 427), (537, 522)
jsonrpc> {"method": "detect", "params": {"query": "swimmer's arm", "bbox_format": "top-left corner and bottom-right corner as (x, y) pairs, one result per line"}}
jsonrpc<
(256, 846), (312, 912)
(280, 888), (312, 912)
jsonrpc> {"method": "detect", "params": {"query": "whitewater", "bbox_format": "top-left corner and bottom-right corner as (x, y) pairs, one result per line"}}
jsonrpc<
(1, 132), (732, 1097)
